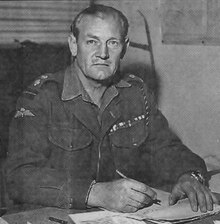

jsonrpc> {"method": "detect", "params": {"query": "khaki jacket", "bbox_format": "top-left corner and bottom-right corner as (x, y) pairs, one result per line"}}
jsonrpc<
(6, 63), (207, 209)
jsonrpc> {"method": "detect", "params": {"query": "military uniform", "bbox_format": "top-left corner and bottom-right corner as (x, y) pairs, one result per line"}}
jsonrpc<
(6, 63), (207, 209)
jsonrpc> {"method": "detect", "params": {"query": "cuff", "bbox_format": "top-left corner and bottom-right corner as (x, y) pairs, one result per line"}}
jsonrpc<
(58, 173), (94, 209)
(85, 180), (96, 207)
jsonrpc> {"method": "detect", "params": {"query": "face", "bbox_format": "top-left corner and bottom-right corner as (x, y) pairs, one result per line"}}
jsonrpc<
(69, 15), (128, 83)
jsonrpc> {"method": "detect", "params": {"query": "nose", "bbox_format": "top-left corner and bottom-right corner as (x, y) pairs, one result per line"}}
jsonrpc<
(97, 43), (109, 60)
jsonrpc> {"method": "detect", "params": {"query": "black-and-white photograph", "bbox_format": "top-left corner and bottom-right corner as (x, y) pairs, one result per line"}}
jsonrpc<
(0, 1), (220, 223)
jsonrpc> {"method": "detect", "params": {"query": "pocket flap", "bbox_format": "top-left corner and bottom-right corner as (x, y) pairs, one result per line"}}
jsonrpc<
(110, 119), (148, 148)
(49, 125), (92, 151)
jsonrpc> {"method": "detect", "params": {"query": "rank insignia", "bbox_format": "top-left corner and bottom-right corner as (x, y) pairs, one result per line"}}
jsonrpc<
(14, 108), (35, 118)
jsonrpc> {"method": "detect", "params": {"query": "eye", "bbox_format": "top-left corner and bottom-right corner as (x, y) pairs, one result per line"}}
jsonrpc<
(86, 39), (97, 45)
(108, 40), (120, 48)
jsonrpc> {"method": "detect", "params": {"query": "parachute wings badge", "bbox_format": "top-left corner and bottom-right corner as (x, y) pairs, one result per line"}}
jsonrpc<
(14, 108), (35, 118)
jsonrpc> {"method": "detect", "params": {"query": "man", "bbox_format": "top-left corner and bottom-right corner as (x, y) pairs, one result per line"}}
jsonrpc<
(6, 4), (217, 213)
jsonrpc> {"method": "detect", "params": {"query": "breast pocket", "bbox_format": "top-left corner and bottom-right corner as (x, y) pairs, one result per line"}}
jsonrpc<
(109, 118), (148, 149)
(109, 118), (149, 179)
(48, 124), (92, 151)
(48, 124), (93, 171)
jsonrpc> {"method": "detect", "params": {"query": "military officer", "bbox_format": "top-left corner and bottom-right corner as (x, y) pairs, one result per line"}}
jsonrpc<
(6, 4), (217, 213)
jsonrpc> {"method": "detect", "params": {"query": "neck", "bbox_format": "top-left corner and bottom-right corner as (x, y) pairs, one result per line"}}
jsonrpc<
(75, 62), (107, 107)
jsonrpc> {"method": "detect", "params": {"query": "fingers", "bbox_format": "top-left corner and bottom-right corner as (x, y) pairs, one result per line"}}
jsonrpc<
(187, 185), (199, 212)
(169, 185), (186, 206)
(197, 186), (220, 211)
(123, 204), (139, 213)
(128, 189), (155, 208)
(171, 177), (215, 213)
(185, 184), (213, 212)
(204, 188), (213, 211)
(129, 179), (157, 200)
(122, 179), (157, 210)
(127, 197), (146, 209)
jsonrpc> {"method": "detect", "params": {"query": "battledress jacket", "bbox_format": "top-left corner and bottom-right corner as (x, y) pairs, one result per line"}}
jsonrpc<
(6, 63), (207, 209)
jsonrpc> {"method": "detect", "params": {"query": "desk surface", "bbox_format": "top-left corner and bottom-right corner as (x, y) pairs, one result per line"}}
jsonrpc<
(2, 207), (220, 224)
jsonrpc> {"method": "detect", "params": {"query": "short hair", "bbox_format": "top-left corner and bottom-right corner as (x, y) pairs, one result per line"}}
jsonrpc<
(70, 4), (129, 41)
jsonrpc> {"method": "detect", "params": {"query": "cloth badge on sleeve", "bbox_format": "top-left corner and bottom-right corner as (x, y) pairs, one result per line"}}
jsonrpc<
(14, 108), (35, 118)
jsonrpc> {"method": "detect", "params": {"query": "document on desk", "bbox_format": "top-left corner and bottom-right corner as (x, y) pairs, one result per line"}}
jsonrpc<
(69, 188), (220, 224)
(0, 217), (9, 224)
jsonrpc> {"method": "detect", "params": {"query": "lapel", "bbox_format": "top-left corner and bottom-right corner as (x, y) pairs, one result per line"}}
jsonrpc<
(61, 64), (101, 138)
(64, 98), (101, 139)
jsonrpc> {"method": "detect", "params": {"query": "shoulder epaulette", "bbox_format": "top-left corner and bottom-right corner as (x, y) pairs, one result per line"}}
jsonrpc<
(22, 73), (58, 99)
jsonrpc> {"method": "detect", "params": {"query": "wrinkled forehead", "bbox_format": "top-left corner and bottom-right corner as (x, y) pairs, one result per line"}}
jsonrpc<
(77, 14), (124, 37)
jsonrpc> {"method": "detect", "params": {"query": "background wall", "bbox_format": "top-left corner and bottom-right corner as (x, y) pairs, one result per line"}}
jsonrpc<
(96, 0), (220, 170)
(0, 0), (89, 44)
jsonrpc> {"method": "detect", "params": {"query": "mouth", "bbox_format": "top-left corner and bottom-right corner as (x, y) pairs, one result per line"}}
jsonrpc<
(93, 63), (109, 67)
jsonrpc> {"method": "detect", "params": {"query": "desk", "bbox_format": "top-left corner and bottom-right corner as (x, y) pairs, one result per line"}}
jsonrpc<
(2, 207), (220, 224)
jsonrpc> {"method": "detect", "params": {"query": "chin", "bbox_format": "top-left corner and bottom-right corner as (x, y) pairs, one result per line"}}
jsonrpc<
(95, 73), (119, 86)
(87, 67), (120, 85)
(98, 73), (112, 80)
(89, 70), (112, 80)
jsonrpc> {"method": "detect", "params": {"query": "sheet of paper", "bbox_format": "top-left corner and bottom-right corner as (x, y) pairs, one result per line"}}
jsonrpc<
(0, 218), (9, 224)
(69, 211), (145, 224)
(125, 199), (220, 221)
(69, 188), (220, 224)
(124, 188), (220, 222)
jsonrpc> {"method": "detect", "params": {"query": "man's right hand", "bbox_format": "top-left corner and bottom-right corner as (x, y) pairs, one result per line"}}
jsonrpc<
(87, 178), (157, 213)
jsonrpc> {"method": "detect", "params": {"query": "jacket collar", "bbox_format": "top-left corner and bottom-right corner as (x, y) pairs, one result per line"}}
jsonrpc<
(61, 62), (131, 101)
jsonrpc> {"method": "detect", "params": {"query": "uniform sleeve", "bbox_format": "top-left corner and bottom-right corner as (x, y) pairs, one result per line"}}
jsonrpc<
(5, 86), (92, 209)
(144, 88), (207, 189)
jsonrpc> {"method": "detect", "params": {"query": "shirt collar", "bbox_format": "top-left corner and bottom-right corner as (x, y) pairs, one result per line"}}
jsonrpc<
(61, 62), (131, 101)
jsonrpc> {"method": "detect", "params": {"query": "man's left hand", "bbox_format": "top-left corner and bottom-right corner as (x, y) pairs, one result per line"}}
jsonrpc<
(169, 173), (218, 212)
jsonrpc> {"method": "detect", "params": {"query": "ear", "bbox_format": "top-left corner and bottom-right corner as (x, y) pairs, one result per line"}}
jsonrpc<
(120, 37), (129, 59)
(68, 34), (77, 57)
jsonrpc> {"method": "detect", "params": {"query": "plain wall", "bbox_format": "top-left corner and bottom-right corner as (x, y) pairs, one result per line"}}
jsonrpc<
(97, 0), (220, 166)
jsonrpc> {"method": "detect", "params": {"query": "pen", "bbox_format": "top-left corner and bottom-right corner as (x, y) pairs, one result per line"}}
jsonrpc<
(116, 169), (161, 206)
(48, 216), (68, 224)
(116, 169), (127, 178)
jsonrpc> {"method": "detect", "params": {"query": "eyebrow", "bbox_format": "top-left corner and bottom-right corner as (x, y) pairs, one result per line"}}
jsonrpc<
(86, 34), (100, 40)
(86, 33), (121, 41)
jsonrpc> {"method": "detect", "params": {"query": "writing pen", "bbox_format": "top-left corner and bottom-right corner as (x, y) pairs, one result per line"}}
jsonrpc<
(48, 216), (68, 224)
(116, 169), (161, 206)
(150, 199), (161, 205)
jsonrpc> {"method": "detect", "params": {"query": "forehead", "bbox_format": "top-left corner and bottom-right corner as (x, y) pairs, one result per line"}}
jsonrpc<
(77, 15), (123, 39)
